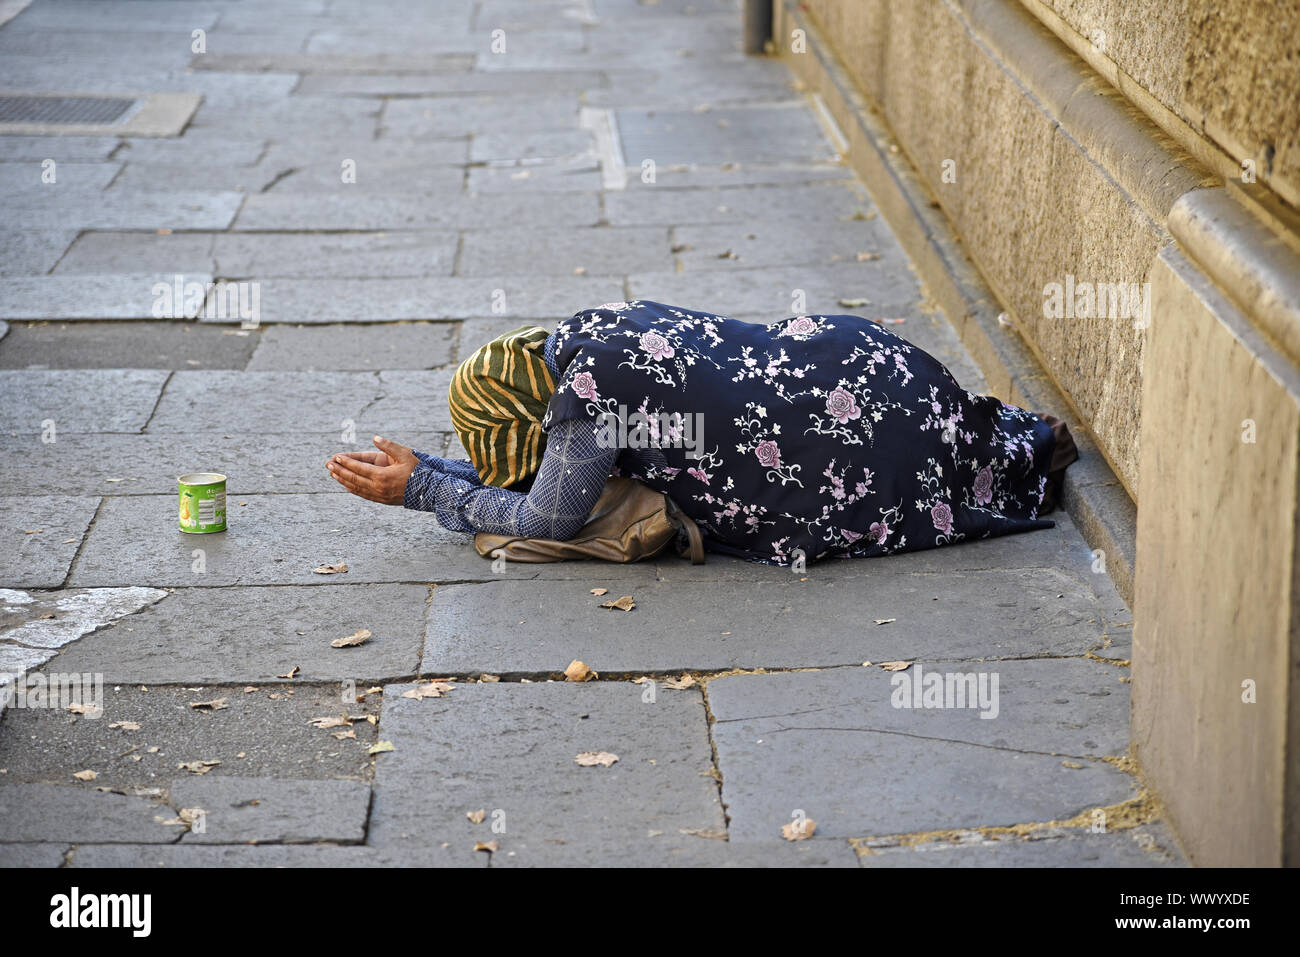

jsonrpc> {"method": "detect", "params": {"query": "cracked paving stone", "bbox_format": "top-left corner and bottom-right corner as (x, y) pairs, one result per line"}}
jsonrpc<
(0, 843), (69, 868)
(367, 681), (725, 851)
(0, 430), (448, 495)
(0, 496), (98, 588)
(708, 667), (1139, 841)
(169, 776), (370, 844)
(0, 784), (175, 844)
(0, 369), (169, 431)
(0, 683), (382, 791)
(145, 370), (390, 433)
(421, 569), (1107, 674)
(51, 584), (428, 684)
(0, 230), (81, 276)
(856, 824), (1186, 867)
(0, 586), (166, 649)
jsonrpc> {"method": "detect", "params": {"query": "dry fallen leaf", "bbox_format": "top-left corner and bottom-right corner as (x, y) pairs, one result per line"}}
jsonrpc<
(243, 686), (258, 694)
(564, 659), (597, 682)
(368, 741), (395, 755)
(474, 840), (499, 853)
(589, 587), (608, 596)
(880, 660), (913, 672)
(478, 673), (500, 683)
(313, 562), (348, 575)
(332, 729), (357, 740)
(1062, 761), (1084, 769)
(108, 721), (140, 732)
(189, 697), (228, 712)
(66, 703), (101, 716)
(72, 769), (98, 782)
(856, 251), (882, 261)
(838, 297), (870, 307)
(466, 808), (487, 824)
(874, 618), (897, 626)
(330, 628), (371, 648)
(782, 818), (818, 841)
(574, 751), (619, 767)
(177, 760), (220, 774)
(278, 666), (300, 679)
(679, 827), (727, 841)
(401, 681), (455, 700)
(662, 674), (696, 690)
(309, 714), (351, 729)
(600, 595), (636, 612)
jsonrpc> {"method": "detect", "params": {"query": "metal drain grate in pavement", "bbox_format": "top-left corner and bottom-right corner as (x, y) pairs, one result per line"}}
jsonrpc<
(0, 95), (137, 125)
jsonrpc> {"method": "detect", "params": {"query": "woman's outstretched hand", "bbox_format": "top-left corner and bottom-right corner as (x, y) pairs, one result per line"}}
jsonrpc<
(327, 436), (419, 506)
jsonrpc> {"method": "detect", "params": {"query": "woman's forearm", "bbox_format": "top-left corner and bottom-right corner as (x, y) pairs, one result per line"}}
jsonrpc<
(403, 420), (616, 539)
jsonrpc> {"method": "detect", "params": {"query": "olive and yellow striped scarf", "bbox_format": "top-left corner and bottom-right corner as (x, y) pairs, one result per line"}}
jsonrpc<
(448, 324), (555, 489)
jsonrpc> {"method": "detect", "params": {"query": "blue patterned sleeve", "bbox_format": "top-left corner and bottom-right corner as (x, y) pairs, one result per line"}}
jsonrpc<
(403, 418), (616, 540)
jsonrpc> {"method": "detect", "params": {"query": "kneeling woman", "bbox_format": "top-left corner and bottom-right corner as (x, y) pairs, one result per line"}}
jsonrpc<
(327, 300), (1076, 565)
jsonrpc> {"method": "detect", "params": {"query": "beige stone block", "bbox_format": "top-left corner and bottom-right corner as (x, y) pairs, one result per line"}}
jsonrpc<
(1133, 246), (1300, 866)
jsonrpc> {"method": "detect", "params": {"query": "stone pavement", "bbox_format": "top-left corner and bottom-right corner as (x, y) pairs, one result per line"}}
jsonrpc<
(0, 0), (1184, 867)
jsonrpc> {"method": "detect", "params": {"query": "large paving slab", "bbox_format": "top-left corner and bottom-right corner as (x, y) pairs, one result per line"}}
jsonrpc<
(0, 496), (99, 588)
(420, 568), (1107, 674)
(707, 666), (1137, 841)
(606, 182), (873, 226)
(263, 161), (464, 195)
(617, 103), (837, 166)
(52, 584), (429, 684)
(210, 232), (460, 278)
(0, 369), (169, 433)
(0, 321), (262, 370)
(0, 161), (119, 193)
(0, 784), (175, 843)
(368, 681), (725, 852)
(246, 322), (457, 370)
(109, 161), (286, 194)
(65, 491), (655, 588)
(0, 136), (120, 162)
(68, 842), (485, 868)
(380, 95), (581, 138)
(0, 274), (217, 320)
(0, 683), (383, 789)
(672, 219), (903, 272)
(0, 430), (449, 496)
(0, 230), (79, 277)
(187, 276), (623, 323)
(169, 776), (370, 844)
(0, 190), (243, 230)
(856, 825), (1185, 868)
(627, 265), (923, 318)
(145, 370), (387, 433)
(0, 843), (68, 868)
(0, 586), (165, 651)
(52, 232), (217, 275)
(234, 192), (601, 231)
(295, 70), (608, 97)
(457, 225), (673, 276)
(65, 492), (480, 587)
(486, 837), (859, 867)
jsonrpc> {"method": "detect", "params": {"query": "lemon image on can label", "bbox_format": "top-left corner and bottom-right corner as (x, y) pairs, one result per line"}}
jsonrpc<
(178, 473), (227, 533)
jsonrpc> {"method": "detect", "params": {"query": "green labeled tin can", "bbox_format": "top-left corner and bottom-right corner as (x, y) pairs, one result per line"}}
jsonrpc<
(178, 473), (227, 533)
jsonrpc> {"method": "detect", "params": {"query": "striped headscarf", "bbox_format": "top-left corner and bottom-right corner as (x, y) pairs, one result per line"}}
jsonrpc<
(448, 324), (556, 489)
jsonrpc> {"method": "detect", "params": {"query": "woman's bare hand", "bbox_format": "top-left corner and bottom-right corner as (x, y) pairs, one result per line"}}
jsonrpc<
(326, 436), (418, 505)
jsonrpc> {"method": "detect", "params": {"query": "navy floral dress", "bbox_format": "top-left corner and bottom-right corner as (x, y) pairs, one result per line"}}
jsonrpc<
(541, 300), (1057, 564)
